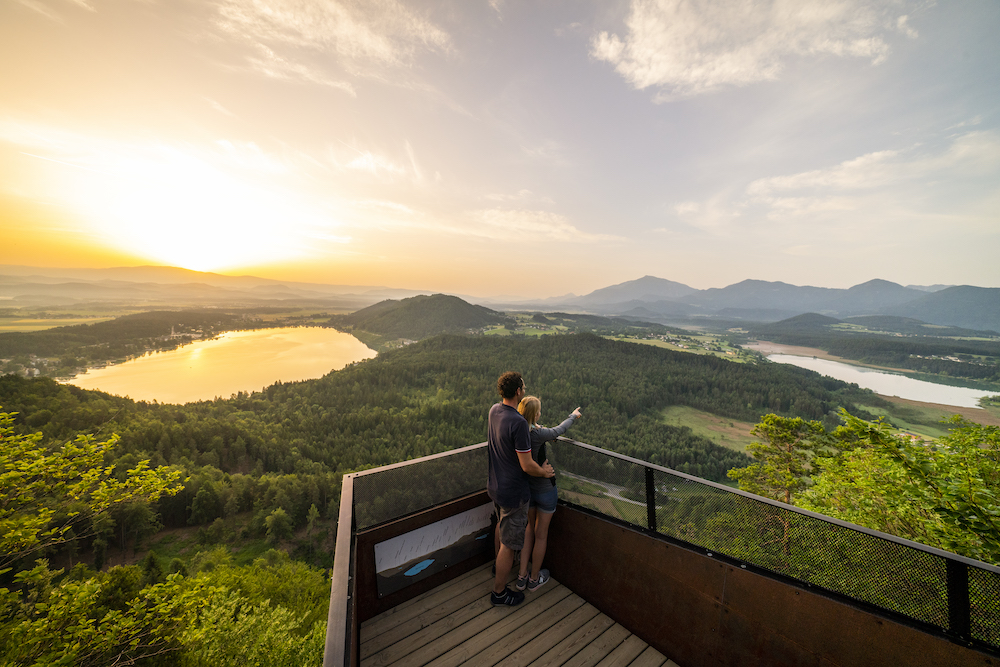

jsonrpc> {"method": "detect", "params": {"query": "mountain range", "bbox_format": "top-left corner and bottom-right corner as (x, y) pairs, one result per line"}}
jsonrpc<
(1, 266), (997, 334)
(483, 276), (1000, 334)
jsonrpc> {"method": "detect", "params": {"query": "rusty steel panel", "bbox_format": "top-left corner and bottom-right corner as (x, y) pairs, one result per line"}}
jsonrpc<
(546, 505), (995, 667)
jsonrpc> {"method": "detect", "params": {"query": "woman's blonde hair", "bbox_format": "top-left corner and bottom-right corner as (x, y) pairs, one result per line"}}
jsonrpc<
(518, 395), (541, 427)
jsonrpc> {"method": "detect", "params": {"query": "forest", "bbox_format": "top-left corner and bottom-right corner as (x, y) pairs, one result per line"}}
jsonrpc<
(0, 332), (897, 664)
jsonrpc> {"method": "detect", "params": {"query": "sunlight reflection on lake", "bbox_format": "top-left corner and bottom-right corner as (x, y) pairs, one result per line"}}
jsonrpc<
(767, 354), (991, 408)
(68, 327), (375, 403)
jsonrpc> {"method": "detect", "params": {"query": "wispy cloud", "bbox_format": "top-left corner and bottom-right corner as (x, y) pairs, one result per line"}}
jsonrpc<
(14, 0), (64, 21)
(673, 131), (1000, 230)
(471, 209), (623, 242)
(747, 132), (1000, 212)
(242, 43), (356, 93)
(592, 0), (907, 99)
(214, 0), (452, 85)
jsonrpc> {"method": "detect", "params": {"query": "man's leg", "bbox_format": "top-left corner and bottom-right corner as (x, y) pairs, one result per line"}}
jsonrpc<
(494, 543), (515, 594)
(490, 501), (528, 605)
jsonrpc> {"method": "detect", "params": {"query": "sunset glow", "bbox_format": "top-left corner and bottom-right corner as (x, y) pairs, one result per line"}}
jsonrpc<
(1, 0), (997, 295)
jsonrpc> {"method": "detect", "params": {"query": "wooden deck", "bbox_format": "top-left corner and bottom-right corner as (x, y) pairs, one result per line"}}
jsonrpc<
(360, 563), (679, 667)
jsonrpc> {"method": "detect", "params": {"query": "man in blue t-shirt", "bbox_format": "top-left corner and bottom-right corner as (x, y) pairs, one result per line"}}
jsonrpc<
(487, 371), (554, 607)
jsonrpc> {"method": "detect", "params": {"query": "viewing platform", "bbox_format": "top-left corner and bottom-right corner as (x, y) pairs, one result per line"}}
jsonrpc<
(324, 439), (1000, 667)
(361, 564), (676, 667)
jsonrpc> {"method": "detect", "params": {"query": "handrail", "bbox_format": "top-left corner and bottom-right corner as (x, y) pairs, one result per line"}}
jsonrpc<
(322, 473), (355, 667)
(556, 436), (1000, 575)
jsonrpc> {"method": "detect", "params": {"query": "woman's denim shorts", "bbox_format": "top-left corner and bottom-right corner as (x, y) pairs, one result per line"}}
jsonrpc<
(529, 484), (558, 514)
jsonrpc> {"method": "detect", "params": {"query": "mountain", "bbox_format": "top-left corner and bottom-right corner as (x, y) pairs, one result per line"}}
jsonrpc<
(889, 286), (1000, 333)
(334, 294), (509, 341)
(574, 275), (696, 306)
(683, 280), (837, 312)
(816, 279), (926, 316)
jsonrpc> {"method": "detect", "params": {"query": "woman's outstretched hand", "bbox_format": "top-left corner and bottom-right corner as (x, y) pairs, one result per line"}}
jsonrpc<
(572, 407), (582, 418)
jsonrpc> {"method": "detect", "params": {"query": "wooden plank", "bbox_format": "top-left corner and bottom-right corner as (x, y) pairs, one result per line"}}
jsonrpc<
(629, 646), (667, 667)
(393, 589), (583, 667)
(362, 593), (494, 667)
(593, 635), (647, 667)
(362, 564), (492, 639)
(361, 568), (496, 659)
(497, 603), (603, 667)
(532, 611), (617, 667)
(424, 585), (576, 667)
(563, 623), (631, 667)
(665, 661), (681, 667)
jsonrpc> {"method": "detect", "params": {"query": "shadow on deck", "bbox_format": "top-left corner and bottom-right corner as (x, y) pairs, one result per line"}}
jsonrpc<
(361, 564), (676, 667)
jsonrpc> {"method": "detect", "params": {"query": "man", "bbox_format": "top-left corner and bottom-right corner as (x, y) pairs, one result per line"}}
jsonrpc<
(487, 371), (554, 606)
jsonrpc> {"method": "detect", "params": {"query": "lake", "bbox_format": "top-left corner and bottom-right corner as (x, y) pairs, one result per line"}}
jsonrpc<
(767, 354), (991, 409)
(69, 327), (375, 403)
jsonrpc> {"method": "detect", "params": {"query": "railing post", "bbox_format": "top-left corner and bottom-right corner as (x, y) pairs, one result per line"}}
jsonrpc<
(645, 466), (656, 531)
(946, 559), (970, 639)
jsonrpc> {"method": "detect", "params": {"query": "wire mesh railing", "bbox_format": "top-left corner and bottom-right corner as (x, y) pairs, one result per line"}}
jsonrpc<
(351, 443), (488, 530)
(548, 437), (1000, 651)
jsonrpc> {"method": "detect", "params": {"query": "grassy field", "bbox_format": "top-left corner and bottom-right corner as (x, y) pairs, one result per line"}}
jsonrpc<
(613, 334), (754, 363)
(660, 405), (757, 453)
(855, 395), (1000, 439)
(0, 315), (116, 332)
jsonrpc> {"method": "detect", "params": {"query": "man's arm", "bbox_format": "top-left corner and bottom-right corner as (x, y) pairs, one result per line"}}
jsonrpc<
(518, 450), (554, 478)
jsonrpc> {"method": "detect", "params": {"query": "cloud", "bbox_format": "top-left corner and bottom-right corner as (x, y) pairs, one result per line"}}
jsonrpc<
(592, 0), (903, 99)
(13, 0), (64, 21)
(896, 14), (918, 39)
(243, 43), (356, 93)
(471, 209), (623, 242)
(748, 132), (1000, 204)
(214, 0), (451, 83)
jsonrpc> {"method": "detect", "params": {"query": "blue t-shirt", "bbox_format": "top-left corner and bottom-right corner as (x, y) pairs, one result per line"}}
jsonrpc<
(487, 403), (531, 508)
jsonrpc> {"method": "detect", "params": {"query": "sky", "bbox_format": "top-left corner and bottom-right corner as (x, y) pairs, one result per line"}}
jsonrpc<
(1, 0), (998, 298)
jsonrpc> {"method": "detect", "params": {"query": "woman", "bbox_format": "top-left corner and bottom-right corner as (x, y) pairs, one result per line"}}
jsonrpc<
(515, 395), (582, 592)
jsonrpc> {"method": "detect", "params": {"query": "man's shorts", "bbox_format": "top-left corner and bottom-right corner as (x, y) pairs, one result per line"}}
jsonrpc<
(495, 500), (529, 550)
(529, 484), (558, 514)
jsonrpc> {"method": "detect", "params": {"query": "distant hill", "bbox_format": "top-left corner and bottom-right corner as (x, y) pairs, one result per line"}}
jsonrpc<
(889, 286), (1000, 333)
(816, 279), (926, 316)
(332, 294), (509, 342)
(684, 280), (837, 312)
(753, 313), (841, 335)
(574, 275), (696, 306)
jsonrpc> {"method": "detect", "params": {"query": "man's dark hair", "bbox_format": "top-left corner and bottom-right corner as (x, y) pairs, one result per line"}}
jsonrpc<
(496, 371), (523, 399)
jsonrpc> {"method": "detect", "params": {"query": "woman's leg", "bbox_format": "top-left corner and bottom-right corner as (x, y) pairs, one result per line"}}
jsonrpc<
(519, 507), (537, 579)
(530, 509), (553, 581)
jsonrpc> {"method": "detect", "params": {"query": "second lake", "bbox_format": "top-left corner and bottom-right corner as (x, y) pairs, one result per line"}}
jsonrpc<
(767, 354), (991, 409)
(69, 327), (376, 404)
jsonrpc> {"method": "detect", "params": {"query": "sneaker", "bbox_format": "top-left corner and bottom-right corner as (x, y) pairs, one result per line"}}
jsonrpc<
(490, 586), (525, 607)
(515, 574), (528, 591)
(527, 569), (550, 592)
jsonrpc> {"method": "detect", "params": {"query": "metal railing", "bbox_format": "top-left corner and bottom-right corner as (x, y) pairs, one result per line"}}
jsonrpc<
(549, 437), (1000, 652)
(324, 438), (1000, 665)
